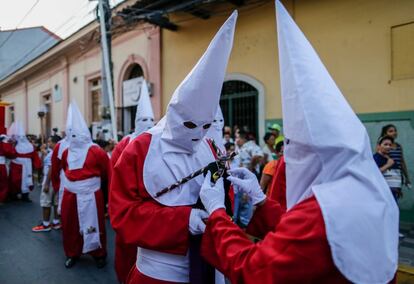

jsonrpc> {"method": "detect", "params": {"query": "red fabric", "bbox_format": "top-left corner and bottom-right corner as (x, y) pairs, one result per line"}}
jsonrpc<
(268, 156), (286, 211)
(201, 197), (351, 284)
(127, 266), (189, 284)
(111, 135), (130, 168)
(51, 142), (62, 192)
(0, 106), (6, 135)
(0, 142), (17, 202)
(8, 150), (41, 196)
(110, 136), (137, 283)
(109, 133), (191, 256)
(61, 189), (107, 258)
(60, 145), (109, 258)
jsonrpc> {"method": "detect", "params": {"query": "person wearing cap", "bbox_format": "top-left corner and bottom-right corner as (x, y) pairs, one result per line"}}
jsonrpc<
(8, 121), (42, 202)
(60, 102), (109, 269)
(197, 2), (398, 284)
(109, 12), (237, 284)
(110, 81), (155, 284)
(268, 123), (284, 145)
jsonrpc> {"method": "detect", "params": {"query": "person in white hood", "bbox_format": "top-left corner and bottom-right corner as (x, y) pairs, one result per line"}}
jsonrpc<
(51, 104), (72, 215)
(8, 121), (42, 202)
(110, 11), (237, 284)
(60, 102), (110, 269)
(110, 80), (155, 284)
(198, 2), (398, 284)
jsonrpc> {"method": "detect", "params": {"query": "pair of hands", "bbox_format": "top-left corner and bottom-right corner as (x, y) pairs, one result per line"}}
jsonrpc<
(189, 167), (266, 235)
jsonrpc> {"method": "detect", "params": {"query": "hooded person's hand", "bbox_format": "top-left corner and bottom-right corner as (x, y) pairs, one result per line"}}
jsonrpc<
(227, 167), (266, 205)
(189, 209), (209, 235)
(200, 171), (225, 215)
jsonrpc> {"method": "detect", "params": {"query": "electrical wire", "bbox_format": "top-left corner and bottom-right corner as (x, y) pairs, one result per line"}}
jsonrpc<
(0, 0), (41, 49)
(1, 1), (96, 79)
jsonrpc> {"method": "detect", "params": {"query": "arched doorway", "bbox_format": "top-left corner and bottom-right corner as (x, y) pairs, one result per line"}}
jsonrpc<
(122, 63), (144, 134)
(220, 78), (262, 143)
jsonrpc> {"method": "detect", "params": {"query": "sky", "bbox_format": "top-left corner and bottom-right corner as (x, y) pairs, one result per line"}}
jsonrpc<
(0, 0), (125, 39)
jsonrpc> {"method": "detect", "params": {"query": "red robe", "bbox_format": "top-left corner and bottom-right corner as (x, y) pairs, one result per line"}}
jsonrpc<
(201, 196), (352, 284)
(110, 135), (139, 284)
(8, 149), (41, 197)
(268, 156), (286, 211)
(51, 142), (63, 193)
(60, 145), (109, 258)
(0, 142), (17, 202)
(109, 133), (192, 284)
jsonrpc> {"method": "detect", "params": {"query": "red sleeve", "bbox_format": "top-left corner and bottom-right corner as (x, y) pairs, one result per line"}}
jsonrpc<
(245, 199), (284, 239)
(109, 133), (192, 255)
(268, 156), (286, 211)
(51, 143), (61, 192)
(110, 136), (130, 169)
(32, 150), (42, 170)
(2, 142), (17, 159)
(92, 146), (110, 204)
(201, 197), (346, 284)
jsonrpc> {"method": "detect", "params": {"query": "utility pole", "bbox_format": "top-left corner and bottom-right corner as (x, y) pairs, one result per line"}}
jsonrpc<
(97, 0), (118, 142)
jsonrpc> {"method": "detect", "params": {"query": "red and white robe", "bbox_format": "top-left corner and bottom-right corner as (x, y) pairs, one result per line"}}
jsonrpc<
(0, 141), (17, 202)
(60, 145), (109, 258)
(51, 140), (69, 214)
(110, 135), (139, 284)
(110, 133), (194, 284)
(200, 197), (397, 284)
(8, 148), (41, 197)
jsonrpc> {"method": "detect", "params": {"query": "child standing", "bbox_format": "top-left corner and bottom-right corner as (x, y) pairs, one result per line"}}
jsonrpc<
(32, 135), (62, 232)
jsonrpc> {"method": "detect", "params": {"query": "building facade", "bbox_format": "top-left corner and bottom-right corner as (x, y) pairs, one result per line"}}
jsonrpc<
(0, 0), (413, 219)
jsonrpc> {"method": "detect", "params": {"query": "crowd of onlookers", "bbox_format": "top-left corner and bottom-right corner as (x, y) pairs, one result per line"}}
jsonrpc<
(3, 122), (411, 238)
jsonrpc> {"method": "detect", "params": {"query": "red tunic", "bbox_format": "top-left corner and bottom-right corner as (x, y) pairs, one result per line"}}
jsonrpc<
(51, 142), (63, 193)
(201, 196), (352, 284)
(60, 145), (109, 258)
(109, 133), (192, 283)
(0, 142), (17, 202)
(110, 135), (139, 284)
(268, 156), (286, 211)
(8, 150), (41, 197)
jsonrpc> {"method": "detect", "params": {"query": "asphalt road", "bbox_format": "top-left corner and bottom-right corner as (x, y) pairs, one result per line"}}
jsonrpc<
(0, 187), (118, 284)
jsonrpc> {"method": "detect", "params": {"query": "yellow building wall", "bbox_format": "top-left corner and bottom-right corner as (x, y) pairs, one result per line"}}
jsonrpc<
(26, 68), (65, 135)
(161, 2), (280, 118)
(294, 0), (414, 114)
(162, 0), (414, 120)
(2, 86), (25, 128)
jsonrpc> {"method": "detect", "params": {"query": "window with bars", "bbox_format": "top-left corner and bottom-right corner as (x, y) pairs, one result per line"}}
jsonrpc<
(220, 80), (259, 141)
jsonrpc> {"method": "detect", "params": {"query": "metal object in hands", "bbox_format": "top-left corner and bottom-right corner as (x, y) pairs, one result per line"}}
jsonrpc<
(154, 151), (236, 198)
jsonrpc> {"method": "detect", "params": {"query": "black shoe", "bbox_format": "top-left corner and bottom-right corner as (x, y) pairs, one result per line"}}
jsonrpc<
(65, 257), (78, 268)
(94, 257), (106, 269)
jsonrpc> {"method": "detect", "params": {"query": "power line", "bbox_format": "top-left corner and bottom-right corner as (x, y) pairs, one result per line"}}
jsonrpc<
(0, 0), (41, 50)
(1, 2), (96, 79)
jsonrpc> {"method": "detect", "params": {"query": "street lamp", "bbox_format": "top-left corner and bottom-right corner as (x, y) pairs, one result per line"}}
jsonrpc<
(37, 105), (48, 143)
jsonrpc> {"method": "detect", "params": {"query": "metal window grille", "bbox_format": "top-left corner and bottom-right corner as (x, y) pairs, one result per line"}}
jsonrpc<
(220, 80), (259, 141)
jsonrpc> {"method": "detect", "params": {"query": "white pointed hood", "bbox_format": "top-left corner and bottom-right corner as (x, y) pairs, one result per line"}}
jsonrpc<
(67, 102), (93, 170)
(144, 12), (237, 206)
(7, 122), (16, 137)
(11, 121), (33, 154)
(206, 106), (225, 151)
(275, 1), (398, 283)
(58, 104), (73, 159)
(160, 11), (237, 154)
(133, 80), (155, 136)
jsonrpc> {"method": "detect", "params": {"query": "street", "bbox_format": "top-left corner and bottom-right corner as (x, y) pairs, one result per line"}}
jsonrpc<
(0, 187), (118, 284)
